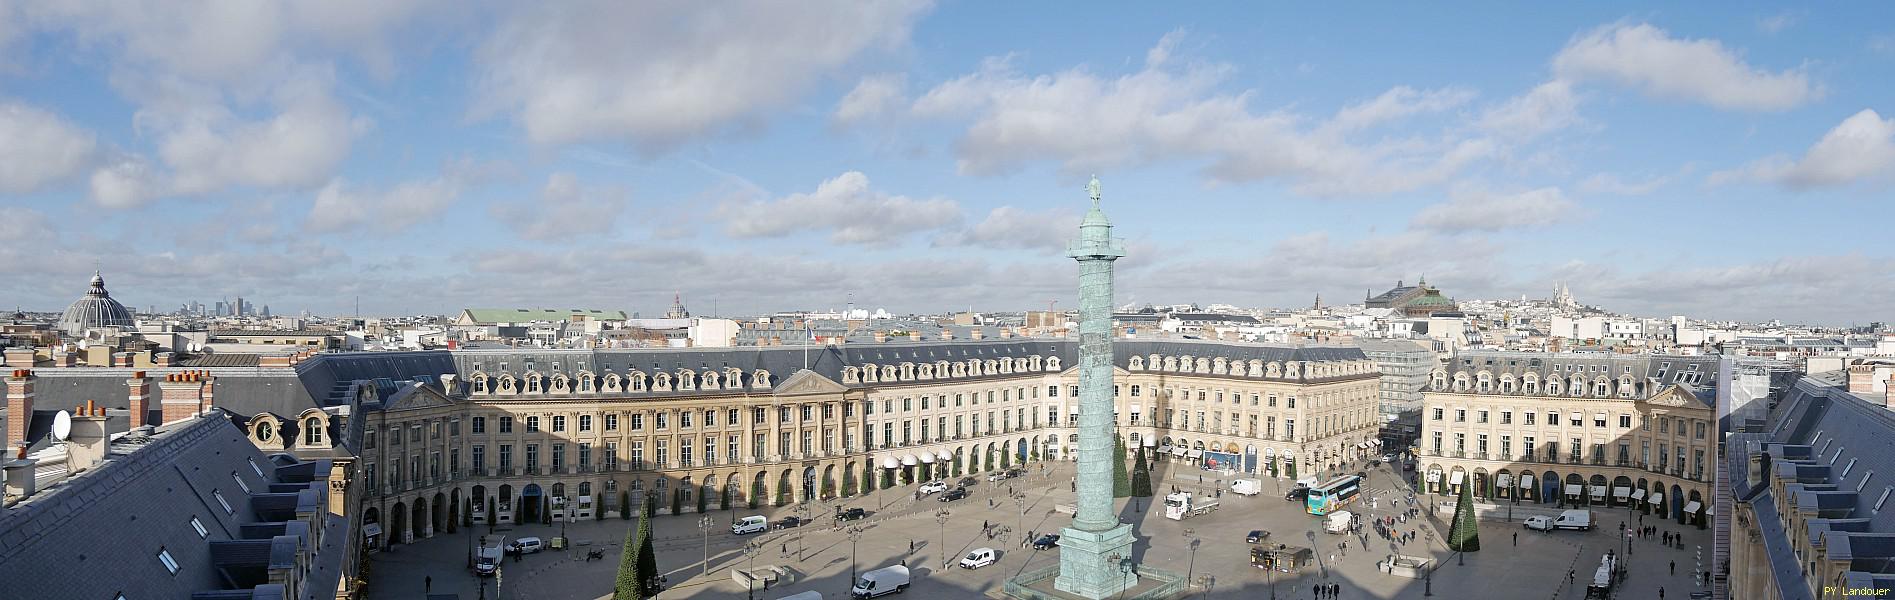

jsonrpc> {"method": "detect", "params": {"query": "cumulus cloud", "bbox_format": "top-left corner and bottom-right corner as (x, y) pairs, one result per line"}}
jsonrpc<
(473, 0), (931, 149)
(932, 206), (1079, 250)
(1477, 80), (1581, 139)
(1579, 172), (1672, 196)
(490, 173), (632, 241)
(1552, 22), (1819, 111)
(307, 173), (462, 233)
(1410, 186), (1577, 232)
(718, 171), (961, 246)
(833, 73), (909, 125)
(905, 34), (1498, 197)
(158, 77), (366, 195)
(1552, 254), (1895, 324)
(1709, 109), (1895, 189)
(0, 102), (97, 193)
(88, 156), (162, 208)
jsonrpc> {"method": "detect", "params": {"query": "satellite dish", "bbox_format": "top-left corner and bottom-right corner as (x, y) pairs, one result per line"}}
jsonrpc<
(51, 410), (72, 441)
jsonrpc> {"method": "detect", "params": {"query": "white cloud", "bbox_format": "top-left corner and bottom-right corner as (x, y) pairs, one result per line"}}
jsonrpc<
(490, 173), (632, 241)
(1757, 12), (1799, 34)
(0, 102), (96, 193)
(88, 156), (161, 208)
(157, 77), (365, 194)
(1552, 22), (1819, 111)
(1477, 80), (1580, 139)
(1554, 254), (1895, 324)
(717, 171), (961, 246)
(932, 206), (1079, 250)
(1411, 186), (1577, 232)
(1579, 172), (1670, 195)
(307, 173), (461, 233)
(907, 35), (1497, 197)
(1710, 109), (1895, 189)
(833, 73), (909, 125)
(473, 0), (931, 148)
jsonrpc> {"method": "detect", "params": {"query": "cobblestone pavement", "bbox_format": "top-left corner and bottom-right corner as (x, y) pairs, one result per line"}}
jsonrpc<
(365, 461), (1713, 600)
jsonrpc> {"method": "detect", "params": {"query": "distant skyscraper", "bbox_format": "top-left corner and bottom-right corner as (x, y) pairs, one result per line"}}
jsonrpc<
(234, 297), (247, 317)
(261, 305), (271, 318)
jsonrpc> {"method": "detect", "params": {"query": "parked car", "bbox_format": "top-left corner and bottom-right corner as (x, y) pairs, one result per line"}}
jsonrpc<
(732, 515), (767, 535)
(1032, 534), (1061, 550)
(987, 471), (1010, 482)
(1246, 529), (1269, 544)
(774, 516), (805, 529)
(918, 480), (949, 494)
(959, 547), (997, 569)
(836, 507), (868, 521)
(1284, 486), (1310, 501)
(508, 537), (545, 555)
(1006, 467), (1027, 478)
(940, 488), (969, 502)
(957, 476), (980, 488)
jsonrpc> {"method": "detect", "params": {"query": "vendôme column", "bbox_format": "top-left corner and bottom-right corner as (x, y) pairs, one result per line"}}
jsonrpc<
(1054, 176), (1136, 599)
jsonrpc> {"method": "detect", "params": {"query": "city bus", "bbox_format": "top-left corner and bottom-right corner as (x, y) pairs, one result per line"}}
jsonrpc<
(1305, 475), (1362, 516)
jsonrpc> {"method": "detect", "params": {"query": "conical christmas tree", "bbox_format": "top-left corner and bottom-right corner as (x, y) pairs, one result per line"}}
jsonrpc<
(1112, 436), (1132, 497)
(614, 498), (644, 599)
(1130, 446), (1153, 498)
(638, 494), (661, 595)
(1447, 477), (1481, 552)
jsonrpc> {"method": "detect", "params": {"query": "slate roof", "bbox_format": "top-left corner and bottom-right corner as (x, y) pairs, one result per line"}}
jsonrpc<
(1443, 350), (1719, 402)
(460, 308), (628, 324)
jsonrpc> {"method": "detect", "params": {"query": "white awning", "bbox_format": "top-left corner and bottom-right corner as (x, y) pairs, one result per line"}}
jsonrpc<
(1426, 470), (1442, 483)
(1630, 489), (1647, 501)
(362, 523), (383, 538)
(1496, 474), (1512, 487)
(1371, 439), (1382, 446)
(1613, 487), (1630, 499)
(1650, 494), (1664, 507)
(1449, 471), (1465, 485)
(1159, 445), (1174, 452)
(578, 495), (592, 504)
(1683, 501), (1703, 513)
(1590, 487), (1607, 499)
(1142, 437), (1156, 448)
(1520, 474), (1535, 487)
(938, 451), (953, 461)
(882, 457), (898, 469)
(1357, 442), (1368, 449)
(901, 455), (918, 466)
(1172, 447), (1187, 456)
(919, 453), (935, 464)
(1188, 449), (1204, 458)
(1282, 449), (1295, 458)
(1565, 484), (1582, 496)
(1264, 448), (1275, 457)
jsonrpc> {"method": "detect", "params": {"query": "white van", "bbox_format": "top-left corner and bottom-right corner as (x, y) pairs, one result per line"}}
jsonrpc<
(959, 547), (997, 569)
(509, 536), (544, 555)
(1323, 511), (1354, 534)
(1553, 509), (1593, 531)
(918, 481), (948, 494)
(733, 515), (768, 535)
(776, 592), (824, 600)
(852, 564), (910, 598)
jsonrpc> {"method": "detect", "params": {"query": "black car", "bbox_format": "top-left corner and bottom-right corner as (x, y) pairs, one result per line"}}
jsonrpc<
(1284, 486), (1310, 501)
(773, 516), (804, 529)
(957, 476), (979, 488)
(1032, 534), (1061, 550)
(1246, 530), (1268, 544)
(835, 507), (867, 521)
(940, 488), (969, 502)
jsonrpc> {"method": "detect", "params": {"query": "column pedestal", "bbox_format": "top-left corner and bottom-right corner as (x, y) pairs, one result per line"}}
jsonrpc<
(1054, 521), (1136, 599)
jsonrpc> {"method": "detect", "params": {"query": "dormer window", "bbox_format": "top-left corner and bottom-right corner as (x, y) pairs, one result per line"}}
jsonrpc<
(213, 490), (233, 515)
(190, 517), (207, 538)
(233, 472), (251, 494)
(157, 548), (179, 574)
(304, 417), (324, 445)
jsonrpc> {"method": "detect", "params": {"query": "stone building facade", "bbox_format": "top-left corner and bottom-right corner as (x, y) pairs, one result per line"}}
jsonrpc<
(1419, 351), (1718, 526)
(328, 339), (1379, 547)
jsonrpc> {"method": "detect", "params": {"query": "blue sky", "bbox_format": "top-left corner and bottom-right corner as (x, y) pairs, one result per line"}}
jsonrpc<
(2, 2), (1892, 325)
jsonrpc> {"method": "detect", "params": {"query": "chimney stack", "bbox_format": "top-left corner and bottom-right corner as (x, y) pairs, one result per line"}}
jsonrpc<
(908, 331), (922, 342)
(4, 446), (37, 503)
(1848, 363), (1876, 394)
(199, 371), (216, 413)
(67, 401), (110, 473)
(940, 328), (954, 340)
(970, 328), (985, 340)
(127, 371), (151, 428)
(1000, 327), (1013, 339)
(5, 370), (34, 450)
(159, 371), (208, 424)
(873, 331), (888, 343)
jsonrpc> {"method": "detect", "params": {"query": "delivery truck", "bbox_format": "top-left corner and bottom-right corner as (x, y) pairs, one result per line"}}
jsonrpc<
(474, 536), (506, 576)
(851, 564), (910, 598)
(1231, 479), (1263, 496)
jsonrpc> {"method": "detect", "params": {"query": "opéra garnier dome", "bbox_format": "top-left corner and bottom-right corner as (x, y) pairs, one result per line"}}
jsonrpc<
(59, 271), (135, 337)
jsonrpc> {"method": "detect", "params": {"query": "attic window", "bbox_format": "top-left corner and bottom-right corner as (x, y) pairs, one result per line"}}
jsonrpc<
(157, 549), (179, 574)
(1860, 472), (1874, 493)
(248, 458), (264, 478)
(214, 490), (234, 515)
(1832, 447), (1845, 465)
(233, 473), (251, 494)
(1878, 487), (1893, 512)
(1842, 458), (1859, 479)
(190, 517), (207, 538)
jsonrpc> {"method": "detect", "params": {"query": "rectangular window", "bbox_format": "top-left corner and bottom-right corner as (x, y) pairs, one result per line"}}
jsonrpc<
(1659, 418), (1669, 434)
(606, 442), (619, 469)
(656, 441), (668, 467)
(1455, 409), (1465, 423)
(630, 442), (643, 468)
(1048, 386), (1059, 397)
(214, 490), (233, 514)
(473, 446), (486, 472)
(1501, 411), (1512, 425)
(1524, 412), (1535, 426)
(552, 444), (565, 469)
(1477, 410), (1488, 424)
(1523, 437), (1535, 459)
(801, 405), (813, 421)
(1619, 414), (1632, 428)
(1454, 433), (1465, 452)
(705, 410), (717, 427)
(1432, 408), (1444, 421)
(679, 411), (692, 428)
(1476, 434), (1488, 455)
(500, 445), (514, 468)
(605, 414), (618, 431)
(579, 443), (591, 467)
(754, 434), (767, 459)
(728, 436), (739, 463)
(526, 444), (540, 469)
(1431, 431), (1442, 454)
(1131, 385), (1141, 397)
(579, 415), (592, 432)
(656, 412), (670, 429)
(755, 407), (768, 423)
(1500, 436), (1511, 458)
(552, 415), (565, 432)
(500, 416), (514, 433)
(680, 439), (693, 467)
(158, 549), (180, 574)
(472, 416), (486, 434)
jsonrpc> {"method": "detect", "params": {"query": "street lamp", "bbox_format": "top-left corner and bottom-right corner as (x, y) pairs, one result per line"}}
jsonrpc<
(1013, 495), (1027, 544)
(1108, 552), (1132, 600)
(1183, 530), (1200, 587)
(796, 502), (811, 562)
(847, 525), (866, 594)
(698, 516), (714, 579)
(936, 509), (952, 567)
(744, 540), (764, 600)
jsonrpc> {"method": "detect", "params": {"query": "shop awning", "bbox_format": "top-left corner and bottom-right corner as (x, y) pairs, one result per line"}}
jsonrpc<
(1142, 437), (1157, 448)
(578, 495), (591, 504)
(1630, 489), (1647, 501)
(1159, 445), (1174, 453)
(919, 453), (935, 464)
(1188, 449), (1204, 458)
(1449, 471), (1464, 485)
(1590, 487), (1607, 499)
(1683, 501), (1703, 513)
(362, 523), (383, 538)
(1650, 494), (1664, 507)
(1613, 487), (1630, 499)
(1496, 474), (1512, 487)
(901, 455), (918, 466)
(1565, 484), (1583, 496)
(882, 457), (899, 469)
(938, 451), (953, 462)
(1357, 442), (1368, 449)
(1520, 474), (1535, 487)
(1171, 447), (1188, 457)
(1426, 471), (1442, 483)
(1372, 439), (1383, 446)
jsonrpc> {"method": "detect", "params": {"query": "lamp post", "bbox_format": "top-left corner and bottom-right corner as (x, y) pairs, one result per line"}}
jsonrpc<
(1108, 552), (1131, 600)
(936, 509), (952, 567)
(847, 525), (866, 594)
(1183, 530), (1200, 587)
(698, 515), (714, 579)
(1013, 495), (1026, 543)
(744, 540), (763, 600)
(796, 502), (811, 562)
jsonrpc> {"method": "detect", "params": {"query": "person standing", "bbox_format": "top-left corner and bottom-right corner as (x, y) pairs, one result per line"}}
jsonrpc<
(1513, 532), (1518, 546)
(1670, 560), (1675, 575)
(425, 576), (431, 593)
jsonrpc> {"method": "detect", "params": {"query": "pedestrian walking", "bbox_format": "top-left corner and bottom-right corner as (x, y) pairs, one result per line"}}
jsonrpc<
(1567, 569), (1575, 583)
(909, 540), (915, 552)
(1659, 587), (1665, 600)
(1669, 560), (1675, 575)
(1513, 532), (1518, 546)
(425, 576), (432, 592)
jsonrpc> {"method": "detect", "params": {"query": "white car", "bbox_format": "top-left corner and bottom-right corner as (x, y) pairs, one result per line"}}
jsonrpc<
(959, 547), (997, 569)
(1523, 516), (1555, 531)
(918, 480), (948, 494)
(509, 536), (545, 554)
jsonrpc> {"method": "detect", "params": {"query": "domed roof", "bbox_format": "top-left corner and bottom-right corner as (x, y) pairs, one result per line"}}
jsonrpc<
(59, 271), (135, 336)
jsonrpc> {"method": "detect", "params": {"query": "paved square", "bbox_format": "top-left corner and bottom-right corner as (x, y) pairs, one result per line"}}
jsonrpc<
(365, 462), (1712, 599)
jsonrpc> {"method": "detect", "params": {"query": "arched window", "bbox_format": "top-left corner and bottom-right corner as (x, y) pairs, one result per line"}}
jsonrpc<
(304, 417), (324, 445)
